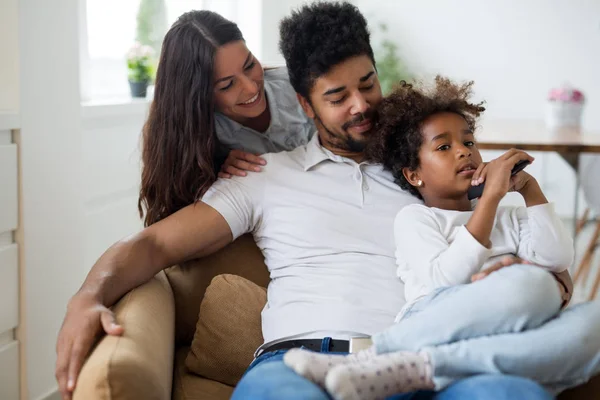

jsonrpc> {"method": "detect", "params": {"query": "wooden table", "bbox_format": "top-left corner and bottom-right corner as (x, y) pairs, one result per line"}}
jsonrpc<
(476, 119), (600, 168)
(476, 119), (600, 232)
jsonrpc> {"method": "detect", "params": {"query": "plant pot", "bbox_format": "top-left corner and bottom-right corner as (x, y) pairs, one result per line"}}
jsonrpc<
(129, 80), (149, 98)
(545, 101), (584, 129)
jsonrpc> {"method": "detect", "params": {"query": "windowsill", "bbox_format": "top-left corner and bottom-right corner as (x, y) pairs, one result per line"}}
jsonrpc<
(0, 111), (20, 130)
(80, 97), (151, 120)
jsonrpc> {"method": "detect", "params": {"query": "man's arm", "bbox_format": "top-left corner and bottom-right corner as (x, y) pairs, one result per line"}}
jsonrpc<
(79, 202), (232, 306)
(56, 202), (232, 400)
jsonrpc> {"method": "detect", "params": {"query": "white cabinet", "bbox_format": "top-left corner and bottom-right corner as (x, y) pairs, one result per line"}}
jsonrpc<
(0, 120), (20, 399)
(0, 143), (18, 233)
(0, 244), (18, 334)
(0, 342), (19, 400)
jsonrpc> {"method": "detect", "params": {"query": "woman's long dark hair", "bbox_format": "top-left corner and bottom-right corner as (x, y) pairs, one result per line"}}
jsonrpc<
(138, 10), (244, 227)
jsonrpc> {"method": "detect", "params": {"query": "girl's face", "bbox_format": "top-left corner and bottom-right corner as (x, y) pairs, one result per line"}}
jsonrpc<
(213, 40), (267, 122)
(406, 112), (483, 200)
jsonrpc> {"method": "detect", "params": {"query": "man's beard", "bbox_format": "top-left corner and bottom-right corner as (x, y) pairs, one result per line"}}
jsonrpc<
(314, 110), (375, 153)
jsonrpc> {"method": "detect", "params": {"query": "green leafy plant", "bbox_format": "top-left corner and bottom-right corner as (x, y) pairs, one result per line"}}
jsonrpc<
(374, 23), (412, 95)
(136, 0), (168, 57)
(127, 42), (155, 83)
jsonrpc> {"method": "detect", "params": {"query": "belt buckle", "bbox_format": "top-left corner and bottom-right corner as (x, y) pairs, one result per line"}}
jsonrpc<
(349, 337), (373, 353)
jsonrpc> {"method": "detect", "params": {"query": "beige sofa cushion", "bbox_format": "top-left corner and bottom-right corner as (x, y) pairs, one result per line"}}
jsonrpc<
(174, 347), (233, 400)
(74, 272), (175, 400)
(185, 274), (266, 386)
(165, 234), (269, 345)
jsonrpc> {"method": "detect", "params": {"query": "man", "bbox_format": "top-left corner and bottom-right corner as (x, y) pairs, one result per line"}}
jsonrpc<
(56, 2), (562, 399)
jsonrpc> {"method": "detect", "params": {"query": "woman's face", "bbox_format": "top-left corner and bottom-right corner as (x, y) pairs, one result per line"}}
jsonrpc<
(213, 41), (266, 122)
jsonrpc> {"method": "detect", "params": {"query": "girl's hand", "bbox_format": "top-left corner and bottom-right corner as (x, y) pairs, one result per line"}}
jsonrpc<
(472, 149), (534, 201)
(470, 162), (487, 187)
(219, 150), (266, 178)
(510, 170), (534, 193)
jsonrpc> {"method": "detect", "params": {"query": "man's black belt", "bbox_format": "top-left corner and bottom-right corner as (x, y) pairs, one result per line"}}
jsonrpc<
(261, 338), (349, 354)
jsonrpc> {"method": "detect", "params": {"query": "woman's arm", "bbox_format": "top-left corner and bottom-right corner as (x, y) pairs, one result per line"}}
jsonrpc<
(219, 149), (266, 179)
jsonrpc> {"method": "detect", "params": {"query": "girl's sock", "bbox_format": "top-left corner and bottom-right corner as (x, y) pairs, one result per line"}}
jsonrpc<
(325, 351), (434, 400)
(283, 346), (378, 387)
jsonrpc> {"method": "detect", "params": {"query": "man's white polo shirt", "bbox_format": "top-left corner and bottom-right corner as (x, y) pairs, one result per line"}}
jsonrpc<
(202, 133), (421, 348)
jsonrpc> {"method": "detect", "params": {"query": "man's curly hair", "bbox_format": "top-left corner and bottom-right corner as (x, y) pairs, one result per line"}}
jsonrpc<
(279, 1), (375, 100)
(367, 76), (486, 198)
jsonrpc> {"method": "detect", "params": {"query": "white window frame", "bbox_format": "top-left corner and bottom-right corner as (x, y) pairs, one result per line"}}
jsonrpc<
(79, 0), (263, 104)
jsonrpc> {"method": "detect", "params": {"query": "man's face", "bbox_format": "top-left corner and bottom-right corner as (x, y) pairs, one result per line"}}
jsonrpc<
(299, 55), (383, 155)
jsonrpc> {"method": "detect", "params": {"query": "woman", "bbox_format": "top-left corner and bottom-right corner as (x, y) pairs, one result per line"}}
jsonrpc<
(139, 10), (315, 227)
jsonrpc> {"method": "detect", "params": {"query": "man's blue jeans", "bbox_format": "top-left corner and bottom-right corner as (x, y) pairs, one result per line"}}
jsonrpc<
(231, 348), (554, 400)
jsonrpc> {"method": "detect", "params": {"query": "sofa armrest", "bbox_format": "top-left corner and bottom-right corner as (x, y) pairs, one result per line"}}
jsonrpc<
(74, 271), (175, 400)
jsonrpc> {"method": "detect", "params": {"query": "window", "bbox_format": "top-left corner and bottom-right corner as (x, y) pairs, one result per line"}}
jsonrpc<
(81, 0), (261, 102)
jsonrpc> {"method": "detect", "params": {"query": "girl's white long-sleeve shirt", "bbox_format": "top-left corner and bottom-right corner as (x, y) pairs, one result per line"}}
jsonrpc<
(394, 202), (574, 306)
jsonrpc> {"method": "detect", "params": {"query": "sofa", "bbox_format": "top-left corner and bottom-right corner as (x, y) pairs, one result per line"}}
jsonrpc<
(73, 234), (600, 399)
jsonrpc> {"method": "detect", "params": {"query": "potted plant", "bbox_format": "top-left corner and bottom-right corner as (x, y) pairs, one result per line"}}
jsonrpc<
(136, 0), (167, 57)
(545, 84), (586, 129)
(126, 42), (155, 98)
(374, 23), (412, 95)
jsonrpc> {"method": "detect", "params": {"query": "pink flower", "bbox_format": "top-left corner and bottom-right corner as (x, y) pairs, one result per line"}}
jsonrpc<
(571, 90), (584, 102)
(548, 86), (585, 103)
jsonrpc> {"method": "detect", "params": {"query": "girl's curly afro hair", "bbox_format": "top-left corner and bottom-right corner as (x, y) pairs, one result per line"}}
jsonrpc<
(367, 76), (486, 198)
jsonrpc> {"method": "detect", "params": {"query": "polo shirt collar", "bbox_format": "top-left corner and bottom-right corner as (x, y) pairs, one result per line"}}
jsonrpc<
(303, 132), (381, 171)
(303, 133), (344, 171)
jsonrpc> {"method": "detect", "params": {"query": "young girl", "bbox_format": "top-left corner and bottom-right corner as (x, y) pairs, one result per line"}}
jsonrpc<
(283, 77), (600, 400)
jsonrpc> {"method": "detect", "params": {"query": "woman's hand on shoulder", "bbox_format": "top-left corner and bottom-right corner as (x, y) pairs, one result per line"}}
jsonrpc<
(219, 149), (267, 179)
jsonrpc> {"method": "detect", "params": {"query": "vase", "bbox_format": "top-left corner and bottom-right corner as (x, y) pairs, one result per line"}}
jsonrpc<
(545, 101), (584, 129)
(129, 80), (149, 98)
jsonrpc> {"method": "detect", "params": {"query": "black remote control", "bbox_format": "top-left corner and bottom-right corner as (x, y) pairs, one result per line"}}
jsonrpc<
(467, 160), (531, 200)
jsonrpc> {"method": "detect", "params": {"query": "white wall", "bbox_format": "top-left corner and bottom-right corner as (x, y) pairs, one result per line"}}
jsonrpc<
(81, 105), (146, 269)
(0, 0), (20, 111)
(260, 0), (305, 65)
(359, 0), (600, 129)
(358, 0), (599, 217)
(18, 1), (85, 399)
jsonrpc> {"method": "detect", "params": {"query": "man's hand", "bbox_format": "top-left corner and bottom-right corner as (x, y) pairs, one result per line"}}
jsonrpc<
(471, 256), (531, 282)
(218, 150), (266, 178)
(55, 295), (124, 400)
(471, 256), (570, 306)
